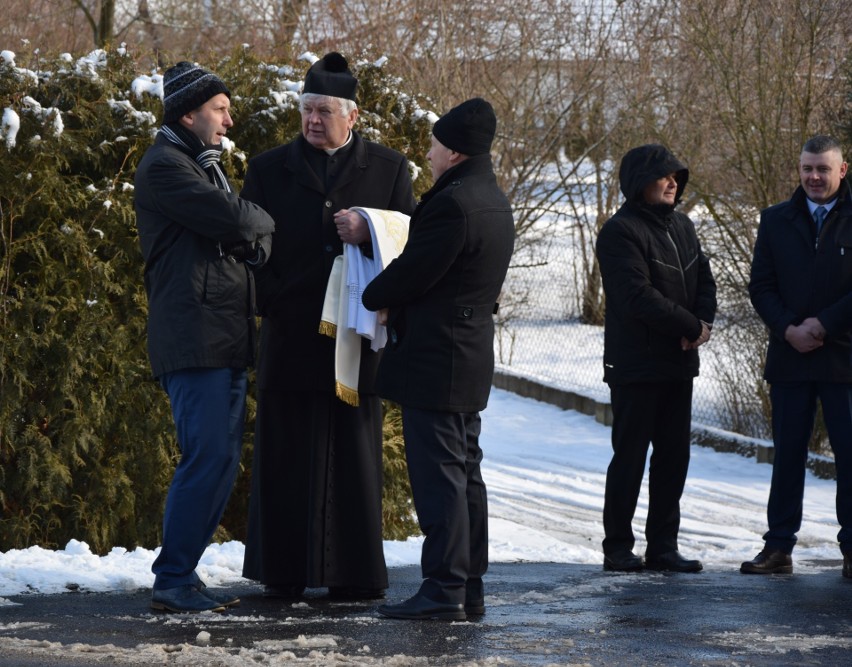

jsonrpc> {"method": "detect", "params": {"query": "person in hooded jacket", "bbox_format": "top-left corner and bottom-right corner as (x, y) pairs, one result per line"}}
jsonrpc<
(595, 144), (717, 573)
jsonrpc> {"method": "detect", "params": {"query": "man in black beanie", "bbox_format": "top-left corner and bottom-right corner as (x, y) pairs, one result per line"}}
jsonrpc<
(363, 97), (515, 620)
(135, 62), (274, 612)
(240, 53), (416, 602)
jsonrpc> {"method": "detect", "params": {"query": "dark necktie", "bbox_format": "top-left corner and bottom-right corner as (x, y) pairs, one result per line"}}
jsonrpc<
(814, 206), (827, 233)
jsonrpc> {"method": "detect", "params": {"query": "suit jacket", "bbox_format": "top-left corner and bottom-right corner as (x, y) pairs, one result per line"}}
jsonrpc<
(362, 154), (515, 412)
(749, 179), (852, 382)
(241, 132), (416, 392)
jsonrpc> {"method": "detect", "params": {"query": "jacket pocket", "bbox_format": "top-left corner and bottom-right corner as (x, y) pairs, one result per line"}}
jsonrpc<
(201, 258), (232, 308)
(831, 221), (852, 289)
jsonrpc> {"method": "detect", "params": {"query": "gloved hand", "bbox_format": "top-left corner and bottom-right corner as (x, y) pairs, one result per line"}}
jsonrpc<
(222, 240), (264, 265)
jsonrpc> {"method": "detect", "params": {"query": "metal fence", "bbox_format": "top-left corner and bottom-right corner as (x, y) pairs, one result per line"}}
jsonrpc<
(493, 217), (764, 438)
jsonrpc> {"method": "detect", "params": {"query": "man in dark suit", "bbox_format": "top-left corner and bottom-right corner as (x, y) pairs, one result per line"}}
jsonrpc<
(240, 53), (416, 600)
(363, 98), (515, 620)
(744, 135), (852, 577)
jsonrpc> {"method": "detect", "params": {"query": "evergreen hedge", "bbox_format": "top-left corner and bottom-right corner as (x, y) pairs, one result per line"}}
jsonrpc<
(0, 46), (431, 552)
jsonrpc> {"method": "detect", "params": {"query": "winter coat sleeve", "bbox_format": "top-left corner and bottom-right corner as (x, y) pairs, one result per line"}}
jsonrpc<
(691, 236), (717, 329)
(748, 214), (799, 340)
(362, 195), (466, 310)
(144, 148), (274, 244)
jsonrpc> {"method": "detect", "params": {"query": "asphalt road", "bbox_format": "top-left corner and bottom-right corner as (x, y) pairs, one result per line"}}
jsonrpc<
(1, 561), (851, 666)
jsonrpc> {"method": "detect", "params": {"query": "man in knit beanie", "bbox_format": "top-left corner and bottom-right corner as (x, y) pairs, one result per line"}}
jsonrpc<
(161, 61), (231, 125)
(134, 62), (274, 613)
(363, 98), (515, 620)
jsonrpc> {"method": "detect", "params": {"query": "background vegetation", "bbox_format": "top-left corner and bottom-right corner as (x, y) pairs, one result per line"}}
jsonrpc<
(2, 0), (852, 552)
(0, 47), (428, 551)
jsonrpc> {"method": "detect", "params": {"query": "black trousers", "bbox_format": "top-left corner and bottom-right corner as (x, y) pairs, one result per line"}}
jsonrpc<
(401, 407), (488, 604)
(602, 380), (693, 557)
(766, 381), (852, 554)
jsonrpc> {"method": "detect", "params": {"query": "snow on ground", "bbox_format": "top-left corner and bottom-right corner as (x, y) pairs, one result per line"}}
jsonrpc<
(0, 387), (840, 603)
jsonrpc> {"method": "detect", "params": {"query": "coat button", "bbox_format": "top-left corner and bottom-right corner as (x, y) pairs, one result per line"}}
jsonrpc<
(462, 307), (473, 318)
(325, 245), (334, 252)
(325, 200), (333, 208)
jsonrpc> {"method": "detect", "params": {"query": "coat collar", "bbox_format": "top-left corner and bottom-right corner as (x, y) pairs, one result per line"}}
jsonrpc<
(421, 153), (494, 203)
(781, 179), (851, 245)
(286, 131), (371, 194)
(788, 178), (851, 215)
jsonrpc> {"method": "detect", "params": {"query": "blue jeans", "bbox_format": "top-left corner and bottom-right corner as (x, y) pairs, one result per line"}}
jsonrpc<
(152, 367), (247, 590)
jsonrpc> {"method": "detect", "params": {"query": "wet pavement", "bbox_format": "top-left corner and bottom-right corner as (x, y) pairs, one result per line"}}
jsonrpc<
(1, 561), (851, 666)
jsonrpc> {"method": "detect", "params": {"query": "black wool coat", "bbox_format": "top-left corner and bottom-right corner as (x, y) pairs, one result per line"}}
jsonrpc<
(595, 146), (717, 385)
(362, 154), (515, 412)
(749, 179), (852, 383)
(241, 132), (417, 393)
(134, 134), (275, 378)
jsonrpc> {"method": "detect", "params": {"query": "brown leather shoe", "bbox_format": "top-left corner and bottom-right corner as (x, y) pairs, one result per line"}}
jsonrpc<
(843, 554), (851, 579)
(740, 549), (792, 574)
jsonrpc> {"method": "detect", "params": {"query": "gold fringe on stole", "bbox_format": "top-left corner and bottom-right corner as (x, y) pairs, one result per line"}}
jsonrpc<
(335, 381), (360, 407)
(318, 320), (337, 338)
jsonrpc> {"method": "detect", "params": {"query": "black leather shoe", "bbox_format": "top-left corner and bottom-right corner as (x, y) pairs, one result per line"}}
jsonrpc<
(151, 584), (226, 613)
(740, 549), (793, 574)
(465, 595), (485, 615)
(645, 551), (703, 573)
(328, 586), (386, 600)
(843, 554), (851, 579)
(262, 584), (305, 599)
(378, 593), (466, 620)
(465, 578), (485, 615)
(603, 550), (644, 572)
(195, 582), (239, 608)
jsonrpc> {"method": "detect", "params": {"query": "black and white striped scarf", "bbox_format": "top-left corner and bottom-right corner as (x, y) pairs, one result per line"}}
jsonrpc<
(159, 122), (232, 193)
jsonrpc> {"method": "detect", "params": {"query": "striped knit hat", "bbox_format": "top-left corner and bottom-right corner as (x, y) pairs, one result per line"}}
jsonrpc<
(162, 61), (230, 124)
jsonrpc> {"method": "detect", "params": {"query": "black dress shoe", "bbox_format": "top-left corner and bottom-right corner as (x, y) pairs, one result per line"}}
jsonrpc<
(262, 584), (305, 599)
(328, 586), (386, 600)
(843, 554), (851, 579)
(378, 593), (466, 620)
(464, 595), (485, 615)
(603, 550), (644, 572)
(151, 584), (226, 613)
(740, 548), (793, 574)
(195, 581), (240, 607)
(465, 578), (485, 615)
(645, 550), (703, 573)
